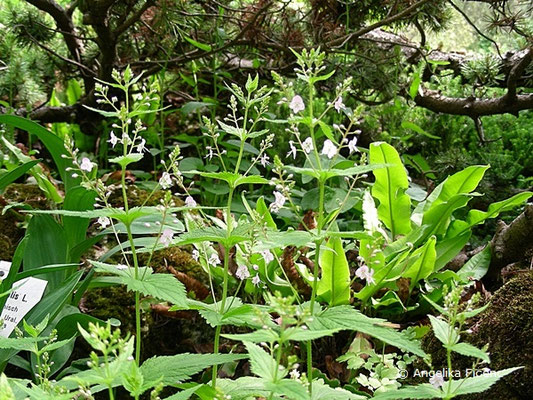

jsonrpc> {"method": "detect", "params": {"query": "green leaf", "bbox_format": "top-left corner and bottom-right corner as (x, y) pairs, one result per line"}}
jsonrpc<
(311, 379), (367, 399)
(451, 191), (533, 236)
(413, 165), (489, 225)
(402, 236), (436, 290)
(310, 306), (426, 357)
(450, 367), (522, 396)
(0, 115), (78, 191)
(371, 383), (443, 399)
(0, 160), (39, 191)
(180, 101), (215, 115)
(0, 337), (46, 350)
(401, 121), (441, 140)
(428, 315), (456, 347)
(370, 142), (411, 238)
(140, 353), (246, 388)
(23, 215), (68, 290)
(317, 237), (350, 306)
(456, 246), (491, 282)
(91, 261), (188, 307)
(266, 380), (308, 400)
(63, 187), (96, 256)
(245, 341), (282, 382)
(434, 232), (471, 271)
(450, 342), (490, 363)
(109, 153), (143, 168)
(184, 36), (212, 51)
(162, 385), (201, 400)
(409, 67), (422, 100)
(281, 328), (338, 342)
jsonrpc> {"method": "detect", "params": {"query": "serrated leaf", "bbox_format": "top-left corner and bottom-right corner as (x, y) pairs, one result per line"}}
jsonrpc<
(140, 353), (246, 388)
(244, 341), (282, 382)
(91, 261), (187, 307)
(428, 315), (456, 347)
(450, 367), (522, 396)
(310, 306), (426, 357)
(450, 342), (490, 362)
(371, 383), (443, 399)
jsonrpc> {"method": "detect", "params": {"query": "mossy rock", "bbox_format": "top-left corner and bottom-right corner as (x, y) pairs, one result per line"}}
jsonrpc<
(3, 183), (50, 209)
(422, 273), (533, 399)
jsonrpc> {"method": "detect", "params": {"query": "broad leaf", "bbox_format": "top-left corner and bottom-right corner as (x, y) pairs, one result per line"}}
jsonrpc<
(317, 237), (350, 306)
(370, 142), (411, 238)
(456, 246), (491, 282)
(402, 236), (436, 290)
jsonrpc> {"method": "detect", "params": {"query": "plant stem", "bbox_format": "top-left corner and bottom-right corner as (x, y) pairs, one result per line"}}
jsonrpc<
(212, 186), (235, 388)
(307, 179), (326, 394)
(121, 168), (142, 368)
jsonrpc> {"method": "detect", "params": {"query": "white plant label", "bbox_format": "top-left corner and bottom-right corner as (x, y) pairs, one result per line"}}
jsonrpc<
(0, 261), (11, 281)
(0, 277), (48, 338)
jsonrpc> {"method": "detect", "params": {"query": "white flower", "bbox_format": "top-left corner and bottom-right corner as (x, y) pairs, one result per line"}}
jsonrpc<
(192, 249), (200, 261)
(108, 132), (119, 148)
(321, 139), (337, 159)
(302, 137), (314, 154)
(116, 264), (128, 271)
(97, 216), (111, 229)
(235, 264), (250, 280)
(347, 136), (359, 154)
(270, 191), (286, 213)
(136, 138), (146, 153)
(287, 140), (297, 159)
(261, 250), (274, 264)
(290, 369), (301, 380)
(259, 153), (270, 167)
(429, 372), (445, 389)
(159, 172), (173, 189)
(208, 253), (221, 266)
(355, 264), (375, 284)
(185, 196), (197, 207)
(205, 146), (214, 160)
(80, 157), (94, 172)
(252, 275), (261, 286)
(160, 228), (174, 247)
(289, 95), (305, 113)
(334, 96), (345, 112)
(111, 96), (118, 103)
(252, 264), (259, 271)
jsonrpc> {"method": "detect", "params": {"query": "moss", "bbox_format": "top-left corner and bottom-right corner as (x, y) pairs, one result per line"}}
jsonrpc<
(3, 183), (50, 209)
(421, 273), (533, 399)
(107, 185), (184, 209)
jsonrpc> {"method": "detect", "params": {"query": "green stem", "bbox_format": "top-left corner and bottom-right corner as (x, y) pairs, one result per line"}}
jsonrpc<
(307, 179), (326, 394)
(122, 168), (142, 368)
(212, 187), (235, 388)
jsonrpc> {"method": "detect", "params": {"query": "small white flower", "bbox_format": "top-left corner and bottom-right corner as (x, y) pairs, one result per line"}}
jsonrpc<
(355, 264), (375, 284)
(97, 216), (111, 229)
(430, 372), (445, 389)
(287, 140), (297, 159)
(108, 132), (119, 148)
(235, 264), (250, 280)
(136, 138), (146, 153)
(321, 139), (337, 159)
(270, 191), (286, 213)
(159, 172), (173, 189)
(259, 153), (270, 167)
(111, 96), (118, 103)
(252, 275), (261, 286)
(185, 196), (197, 208)
(208, 253), (221, 266)
(261, 250), (274, 264)
(289, 95), (305, 113)
(205, 146), (214, 160)
(302, 137), (314, 154)
(160, 228), (174, 247)
(80, 157), (94, 172)
(334, 96), (345, 112)
(252, 264), (259, 271)
(192, 249), (200, 261)
(290, 369), (301, 380)
(347, 136), (359, 154)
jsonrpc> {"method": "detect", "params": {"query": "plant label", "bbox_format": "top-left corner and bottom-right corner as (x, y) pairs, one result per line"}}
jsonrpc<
(0, 277), (48, 338)
(0, 261), (11, 280)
